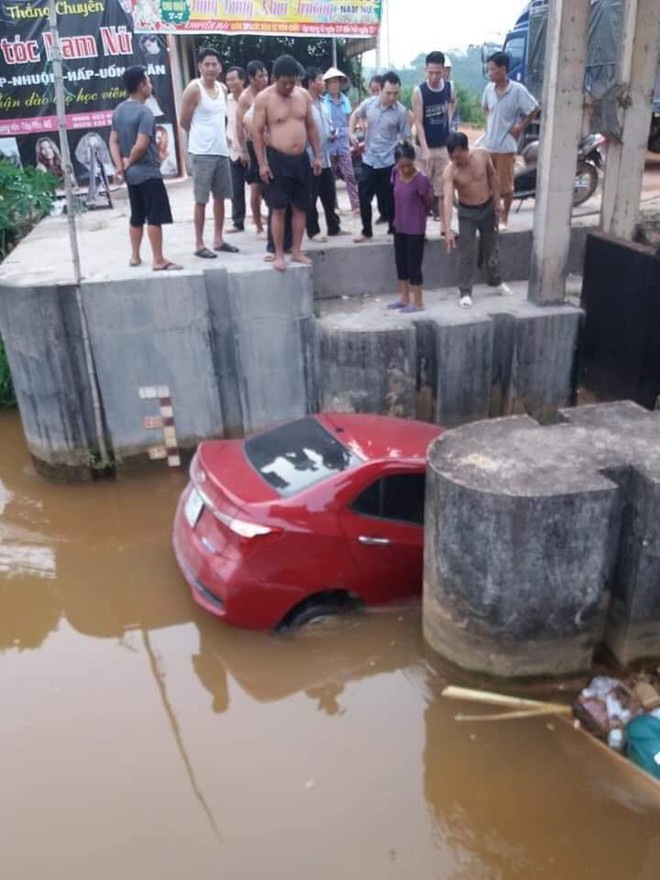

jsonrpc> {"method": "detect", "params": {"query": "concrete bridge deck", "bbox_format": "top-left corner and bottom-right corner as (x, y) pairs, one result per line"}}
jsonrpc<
(0, 175), (600, 290)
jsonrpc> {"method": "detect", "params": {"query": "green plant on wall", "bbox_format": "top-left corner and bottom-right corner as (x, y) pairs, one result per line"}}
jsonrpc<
(0, 160), (58, 261)
(0, 159), (58, 407)
(0, 339), (16, 409)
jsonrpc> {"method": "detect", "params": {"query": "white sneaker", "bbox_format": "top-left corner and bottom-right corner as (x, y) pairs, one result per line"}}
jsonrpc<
(493, 282), (513, 296)
(498, 220), (508, 232)
(459, 294), (472, 309)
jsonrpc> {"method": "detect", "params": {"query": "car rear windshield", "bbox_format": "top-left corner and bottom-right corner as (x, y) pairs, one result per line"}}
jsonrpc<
(244, 418), (362, 497)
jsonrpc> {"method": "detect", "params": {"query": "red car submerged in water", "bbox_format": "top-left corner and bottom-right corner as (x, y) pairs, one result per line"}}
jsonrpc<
(172, 414), (443, 630)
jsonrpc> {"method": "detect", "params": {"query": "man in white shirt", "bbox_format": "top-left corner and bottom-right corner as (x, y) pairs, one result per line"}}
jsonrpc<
(180, 46), (239, 258)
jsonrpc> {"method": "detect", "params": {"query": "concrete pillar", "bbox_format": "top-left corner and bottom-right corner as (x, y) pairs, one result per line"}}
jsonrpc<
(528, 0), (591, 305)
(423, 401), (660, 677)
(0, 284), (97, 479)
(423, 415), (619, 677)
(600, 0), (660, 239)
(221, 265), (317, 435)
(317, 312), (417, 417)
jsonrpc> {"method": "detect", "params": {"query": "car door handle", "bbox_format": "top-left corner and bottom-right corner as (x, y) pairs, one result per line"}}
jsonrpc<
(358, 536), (391, 545)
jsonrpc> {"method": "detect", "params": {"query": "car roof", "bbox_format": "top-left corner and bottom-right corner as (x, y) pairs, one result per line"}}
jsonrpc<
(316, 413), (443, 462)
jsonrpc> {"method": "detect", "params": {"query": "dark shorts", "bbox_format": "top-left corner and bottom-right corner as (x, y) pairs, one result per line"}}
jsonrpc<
(245, 140), (260, 185)
(127, 177), (173, 227)
(263, 147), (311, 211)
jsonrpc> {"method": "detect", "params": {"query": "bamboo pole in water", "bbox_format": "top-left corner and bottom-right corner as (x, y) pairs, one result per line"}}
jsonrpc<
(441, 685), (570, 714)
(442, 684), (660, 795)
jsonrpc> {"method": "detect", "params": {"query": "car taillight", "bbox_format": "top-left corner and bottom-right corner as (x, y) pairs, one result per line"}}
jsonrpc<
(212, 509), (281, 543)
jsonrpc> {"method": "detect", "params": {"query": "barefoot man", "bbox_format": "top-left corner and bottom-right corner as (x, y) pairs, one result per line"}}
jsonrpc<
(442, 131), (512, 308)
(252, 54), (322, 271)
(236, 60), (269, 237)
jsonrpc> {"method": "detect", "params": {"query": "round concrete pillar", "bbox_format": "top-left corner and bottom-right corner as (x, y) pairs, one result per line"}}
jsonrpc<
(422, 415), (621, 677)
(317, 311), (416, 417)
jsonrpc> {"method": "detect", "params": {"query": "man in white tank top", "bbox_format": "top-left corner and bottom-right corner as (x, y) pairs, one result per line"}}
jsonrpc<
(180, 47), (239, 259)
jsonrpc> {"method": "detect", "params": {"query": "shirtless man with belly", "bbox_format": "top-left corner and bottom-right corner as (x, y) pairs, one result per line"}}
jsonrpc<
(252, 54), (322, 271)
(442, 130), (512, 308)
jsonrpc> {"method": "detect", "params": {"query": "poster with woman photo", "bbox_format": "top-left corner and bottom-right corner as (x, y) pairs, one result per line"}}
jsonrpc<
(34, 137), (77, 188)
(155, 123), (178, 177)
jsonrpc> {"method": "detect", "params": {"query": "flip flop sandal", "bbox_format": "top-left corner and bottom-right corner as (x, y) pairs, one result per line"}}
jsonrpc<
(194, 247), (217, 259)
(215, 242), (240, 253)
(387, 301), (406, 310)
(264, 254), (276, 262)
(153, 262), (183, 271)
(400, 304), (424, 313)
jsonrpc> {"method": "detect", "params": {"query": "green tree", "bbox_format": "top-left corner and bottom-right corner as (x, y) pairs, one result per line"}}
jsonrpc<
(453, 81), (485, 127)
(0, 159), (57, 409)
(197, 36), (360, 86)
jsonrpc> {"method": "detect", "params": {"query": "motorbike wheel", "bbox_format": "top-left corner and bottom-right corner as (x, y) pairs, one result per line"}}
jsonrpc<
(572, 160), (598, 207)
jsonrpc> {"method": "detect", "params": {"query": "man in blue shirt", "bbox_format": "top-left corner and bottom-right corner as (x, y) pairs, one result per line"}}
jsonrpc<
(350, 70), (411, 242)
(412, 51), (455, 222)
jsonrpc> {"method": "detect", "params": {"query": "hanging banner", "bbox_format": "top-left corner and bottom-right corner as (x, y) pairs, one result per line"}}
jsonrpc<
(0, 0), (180, 186)
(132, 0), (382, 38)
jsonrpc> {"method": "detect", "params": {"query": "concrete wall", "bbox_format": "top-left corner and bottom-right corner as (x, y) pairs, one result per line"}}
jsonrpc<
(0, 283), (97, 479)
(423, 401), (660, 675)
(317, 298), (581, 429)
(0, 228), (584, 478)
(310, 226), (589, 299)
(82, 271), (224, 457)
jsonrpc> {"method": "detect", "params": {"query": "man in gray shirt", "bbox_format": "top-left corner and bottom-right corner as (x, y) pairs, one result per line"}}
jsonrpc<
(109, 65), (181, 271)
(350, 70), (411, 241)
(481, 51), (539, 229)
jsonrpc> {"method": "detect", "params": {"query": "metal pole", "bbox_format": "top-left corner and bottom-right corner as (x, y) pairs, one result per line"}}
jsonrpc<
(332, 37), (338, 68)
(48, 0), (81, 284)
(375, 1), (382, 71)
(48, 0), (111, 469)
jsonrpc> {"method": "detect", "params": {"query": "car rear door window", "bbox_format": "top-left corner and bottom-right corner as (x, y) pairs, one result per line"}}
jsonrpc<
(244, 417), (362, 497)
(351, 474), (426, 525)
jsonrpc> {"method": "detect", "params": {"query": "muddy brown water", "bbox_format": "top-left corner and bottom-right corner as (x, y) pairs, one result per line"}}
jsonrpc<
(1, 410), (658, 879)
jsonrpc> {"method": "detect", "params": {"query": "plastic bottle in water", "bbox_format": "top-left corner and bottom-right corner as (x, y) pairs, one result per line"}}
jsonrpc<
(608, 728), (624, 751)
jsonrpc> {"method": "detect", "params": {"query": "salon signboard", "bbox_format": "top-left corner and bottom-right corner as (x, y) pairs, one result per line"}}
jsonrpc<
(0, 0), (179, 184)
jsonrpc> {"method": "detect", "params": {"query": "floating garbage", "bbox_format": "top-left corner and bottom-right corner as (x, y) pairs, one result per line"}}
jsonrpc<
(626, 715), (660, 780)
(441, 673), (660, 789)
(574, 672), (660, 780)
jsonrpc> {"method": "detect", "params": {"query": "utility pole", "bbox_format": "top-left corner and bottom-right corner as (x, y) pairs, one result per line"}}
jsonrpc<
(48, 0), (81, 284)
(600, 0), (660, 239)
(48, 0), (111, 469)
(375, 0), (383, 70)
(528, 0), (591, 304)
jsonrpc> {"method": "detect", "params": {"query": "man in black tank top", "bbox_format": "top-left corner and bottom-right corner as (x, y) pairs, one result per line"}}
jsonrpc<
(412, 51), (455, 222)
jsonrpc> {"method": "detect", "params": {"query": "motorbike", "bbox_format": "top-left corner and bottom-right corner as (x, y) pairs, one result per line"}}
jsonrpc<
(513, 133), (606, 208)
